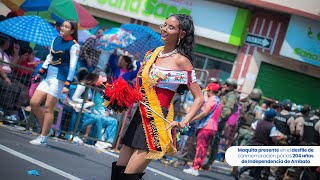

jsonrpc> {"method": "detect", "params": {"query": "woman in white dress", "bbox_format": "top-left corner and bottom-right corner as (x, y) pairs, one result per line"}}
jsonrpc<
(29, 19), (80, 145)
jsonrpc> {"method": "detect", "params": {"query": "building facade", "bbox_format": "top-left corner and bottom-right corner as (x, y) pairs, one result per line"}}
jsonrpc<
(75, 0), (251, 84)
(76, 0), (320, 107)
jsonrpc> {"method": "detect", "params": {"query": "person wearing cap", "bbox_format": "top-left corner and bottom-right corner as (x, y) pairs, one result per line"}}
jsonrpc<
(183, 83), (222, 176)
(236, 109), (287, 180)
(202, 78), (239, 170)
(250, 109), (287, 145)
(236, 88), (263, 143)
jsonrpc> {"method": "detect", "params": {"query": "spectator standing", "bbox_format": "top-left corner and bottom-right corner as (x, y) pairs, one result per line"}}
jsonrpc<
(202, 78), (239, 170)
(108, 51), (141, 82)
(79, 28), (104, 72)
(183, 83), (222, 176)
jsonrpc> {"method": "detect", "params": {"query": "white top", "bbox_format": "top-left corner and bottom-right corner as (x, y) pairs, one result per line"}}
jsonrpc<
(149, 64), (197, 91)
(0, 49), (12, 74)
(72, 84), (93, 104)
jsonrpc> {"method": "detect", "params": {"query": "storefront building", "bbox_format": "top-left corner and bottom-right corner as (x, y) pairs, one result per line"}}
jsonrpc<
(76, 0), (319, 107)
(75, 0), (251, 83)
(235, 12), (320, 108)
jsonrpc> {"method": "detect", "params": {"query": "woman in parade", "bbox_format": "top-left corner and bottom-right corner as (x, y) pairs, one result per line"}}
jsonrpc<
(111, 14), (204, 179)
(183, 82), (222, 176)
(29, 19), (80, 145)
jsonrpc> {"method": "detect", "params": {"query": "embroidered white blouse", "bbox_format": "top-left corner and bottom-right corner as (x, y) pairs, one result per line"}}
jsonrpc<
(149, 64), (197, 92)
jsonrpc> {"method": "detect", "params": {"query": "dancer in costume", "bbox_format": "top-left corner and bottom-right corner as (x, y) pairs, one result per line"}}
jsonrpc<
(111, 14), (204, 179)
(29, 19), (79, 145)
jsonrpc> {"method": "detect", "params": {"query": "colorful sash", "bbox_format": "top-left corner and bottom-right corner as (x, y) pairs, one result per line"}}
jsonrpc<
(137, 46), (177, 159)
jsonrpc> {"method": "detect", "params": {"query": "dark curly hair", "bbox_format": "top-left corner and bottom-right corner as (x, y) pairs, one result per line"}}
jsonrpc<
(169, 14), (195, 94)
(169, 14), (195, 63)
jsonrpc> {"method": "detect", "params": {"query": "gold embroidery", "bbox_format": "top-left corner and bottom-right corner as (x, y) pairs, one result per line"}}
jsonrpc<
(49, 57), (62, 65)
(51, 49), (63, 54)
(149, 71), (166, 87)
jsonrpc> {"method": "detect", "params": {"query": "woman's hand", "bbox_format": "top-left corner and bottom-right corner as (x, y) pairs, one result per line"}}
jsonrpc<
(4, 77), (11, 85)
(13, 43), (20, 56)
(62, 87), (69, 94)
(166, 121), (189, 130)
(33, 74), (42, 83)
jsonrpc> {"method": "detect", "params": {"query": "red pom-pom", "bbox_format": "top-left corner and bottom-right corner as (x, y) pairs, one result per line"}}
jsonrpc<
(103, 77), (142, 113)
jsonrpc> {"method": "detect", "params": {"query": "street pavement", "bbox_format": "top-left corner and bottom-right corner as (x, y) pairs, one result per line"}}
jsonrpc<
(0, 124), (236, 180)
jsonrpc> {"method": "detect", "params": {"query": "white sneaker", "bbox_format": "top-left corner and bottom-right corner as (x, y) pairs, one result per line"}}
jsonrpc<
(29, 136), (48, 145)
(95, 141), (112, 149)
(183, 167), (199, 176)
(47, 129), (54, 137)
(101, 130), (106, 141)
(73, 136), (83, 144)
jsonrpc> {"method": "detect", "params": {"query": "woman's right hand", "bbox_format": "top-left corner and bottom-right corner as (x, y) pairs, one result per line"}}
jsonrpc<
(34, 74), (42, 83)
(4, 77), (11, 85)
(166, 121), (189, 130)
(13, 43), (20, 56)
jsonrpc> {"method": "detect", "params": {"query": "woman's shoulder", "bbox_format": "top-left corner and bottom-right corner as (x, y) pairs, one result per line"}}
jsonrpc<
(175, 54), (193, 71)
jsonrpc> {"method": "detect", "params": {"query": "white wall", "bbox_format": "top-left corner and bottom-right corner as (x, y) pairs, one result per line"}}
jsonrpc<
(263, 0), (320, 16)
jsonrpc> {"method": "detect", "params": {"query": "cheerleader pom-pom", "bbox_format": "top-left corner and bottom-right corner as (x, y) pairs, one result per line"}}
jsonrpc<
(103, 77), (142, 113)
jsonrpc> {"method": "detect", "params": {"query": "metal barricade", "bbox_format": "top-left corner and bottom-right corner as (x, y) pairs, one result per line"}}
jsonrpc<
(0, 62), (123, 147)
(1, 62), (214, 165)
(0, 61), (34, 126)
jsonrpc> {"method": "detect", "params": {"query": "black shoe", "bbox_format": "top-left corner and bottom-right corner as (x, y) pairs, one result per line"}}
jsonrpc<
(231, 170), (240, 180)
(201, 164), (211, 171)
(121, 172), (145, 180)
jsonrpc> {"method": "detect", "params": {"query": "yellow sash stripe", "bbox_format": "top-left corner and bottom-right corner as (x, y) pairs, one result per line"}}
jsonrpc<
(141, 46), (177, 159)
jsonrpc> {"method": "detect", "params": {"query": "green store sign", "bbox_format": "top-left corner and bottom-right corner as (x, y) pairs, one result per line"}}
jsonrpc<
(96, 0), (191, 20)
(77, 0), (250, 46)
(294, 48), (320, 62)
(280, 15), (320, 67)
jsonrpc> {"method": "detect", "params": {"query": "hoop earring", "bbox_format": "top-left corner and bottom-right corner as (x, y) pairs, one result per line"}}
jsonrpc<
(177, 38), (181, 46)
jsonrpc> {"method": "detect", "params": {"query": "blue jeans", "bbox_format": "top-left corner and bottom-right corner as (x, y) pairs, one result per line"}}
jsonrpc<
(101, 116), (118, 144)
(63, 106), (81, 139)
(63, 106), (79, 132)
(81, 113), (118, 143)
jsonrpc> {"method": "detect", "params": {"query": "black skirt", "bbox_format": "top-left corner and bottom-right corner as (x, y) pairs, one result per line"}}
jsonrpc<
(122, 107), (168, 150)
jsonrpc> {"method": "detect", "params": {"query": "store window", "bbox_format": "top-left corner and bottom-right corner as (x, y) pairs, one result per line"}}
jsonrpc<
(194, 53), (233, 82)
